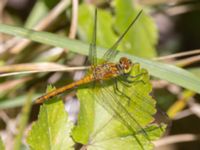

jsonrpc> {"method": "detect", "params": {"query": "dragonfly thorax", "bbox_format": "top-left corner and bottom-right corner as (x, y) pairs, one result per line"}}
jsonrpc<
(92, 57), (132, 80)
(118, 57), (132, 74)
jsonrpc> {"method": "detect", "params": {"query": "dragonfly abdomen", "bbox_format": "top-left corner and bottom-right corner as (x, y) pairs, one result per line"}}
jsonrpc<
(35, 75), (94, 104)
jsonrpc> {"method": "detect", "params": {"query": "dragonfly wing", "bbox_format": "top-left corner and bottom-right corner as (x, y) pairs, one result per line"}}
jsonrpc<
(92, 83), (152, 150)
(102, 10), (143, 63)
(88, 8), (98, 66)
(89, 66), (166, 149)
(75, 65), (166, 149)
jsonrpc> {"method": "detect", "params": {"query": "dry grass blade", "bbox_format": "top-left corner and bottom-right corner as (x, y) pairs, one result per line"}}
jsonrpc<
(0, 63), (89, 77)
(154, 134), (200, 147)
(0, 77), (31, 91)
(175, 55), (200, 67)
(154, 49), (200, 61)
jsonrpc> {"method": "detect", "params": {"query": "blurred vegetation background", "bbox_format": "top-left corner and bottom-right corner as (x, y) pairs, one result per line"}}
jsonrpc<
(0, 0), (200, 150)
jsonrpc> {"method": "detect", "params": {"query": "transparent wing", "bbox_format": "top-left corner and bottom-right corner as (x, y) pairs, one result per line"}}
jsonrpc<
(90, 65), (166, 149)
(88, 8), (98, 66)
(92, 83), (152, 149)
(102, 10), (143, 63)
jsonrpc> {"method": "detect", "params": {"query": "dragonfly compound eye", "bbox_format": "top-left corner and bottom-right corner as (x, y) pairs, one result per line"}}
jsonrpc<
(119, 57), (132, 74)
(119, 57), (127, 64)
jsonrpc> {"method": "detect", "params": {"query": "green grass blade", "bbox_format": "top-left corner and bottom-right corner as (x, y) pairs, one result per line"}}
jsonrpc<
(13, 90), (33, 150)
(0, 94), (40, 109)
(25, 0), (49, 28)
(0, 24), (199, 93)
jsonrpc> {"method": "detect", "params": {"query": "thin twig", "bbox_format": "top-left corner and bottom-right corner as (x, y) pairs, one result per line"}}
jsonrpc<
(0, 38), (21, 54)
(154, 134), (200, 147)
(173, 109), (193, 120)
(0, 66), (89, 77)
(48, 0), (79, 84)
(68, 0), (78, 39)
(151, 80), (169, 88)
(188, 98), (200, 118)
(141, 0), (192, 6)
(9, 0), (71, 54)
(0, 62), (88, 72)
(61, 0), (78, 55)
(175, 55), (200, 67)
(0, 110), (10, 123)
(0, 77), (31, 91)
(166, 3), (200, 16)
(153, 49), (200, 61)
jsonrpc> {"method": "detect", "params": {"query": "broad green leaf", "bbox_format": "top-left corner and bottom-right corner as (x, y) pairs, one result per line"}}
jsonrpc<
(78, 4), (117, 49)
(0, 136), (5, 150)
(25, 0), (49, 28)
(0, 24), (200, 93)
(72, 88), (95, 144)
(27, 87), (74, 150)
(73, 64), (166, 149)
(77, 3), (157, 58)
(114, 0), (157, 58)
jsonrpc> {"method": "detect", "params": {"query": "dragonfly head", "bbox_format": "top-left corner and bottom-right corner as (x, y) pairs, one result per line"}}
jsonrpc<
(119, 57), (132, 74)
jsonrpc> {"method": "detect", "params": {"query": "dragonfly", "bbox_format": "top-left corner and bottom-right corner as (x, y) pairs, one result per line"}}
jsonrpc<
(35, 9), (143, 104)
(35, 8), (162, 149)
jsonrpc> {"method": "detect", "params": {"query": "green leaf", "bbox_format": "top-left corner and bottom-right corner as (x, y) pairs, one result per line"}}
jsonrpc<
(26, 87), (74, 150)
(73, 64), (166, 149)
(71, 88), (95, 144)
(25, 0), (50, 28)
(0, 23), (200, 93)
(0, 136), (5, 150)
(77, 3), (157, 58)
(114, 0), (158, 58)
(78, 4), (117, 49)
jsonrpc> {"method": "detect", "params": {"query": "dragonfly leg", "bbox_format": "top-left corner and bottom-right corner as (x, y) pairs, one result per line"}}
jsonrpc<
(123, 72), (147, 85)
(118, 73), (144, 85)
(128, 72), (147, 79)
(118, 78), (132, 87)
(113, 78), (131, 105)
(127, 79), (146, 85)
